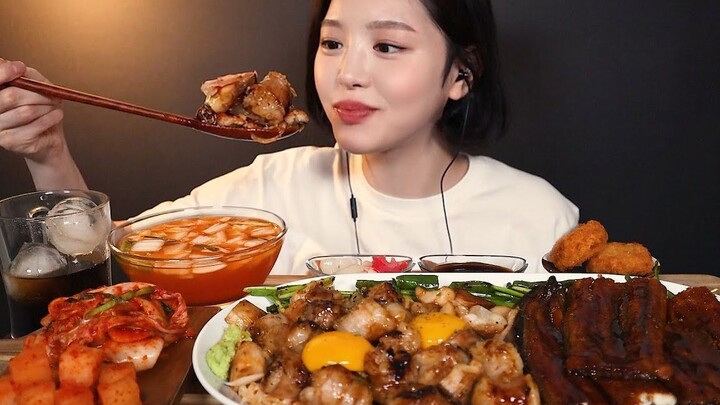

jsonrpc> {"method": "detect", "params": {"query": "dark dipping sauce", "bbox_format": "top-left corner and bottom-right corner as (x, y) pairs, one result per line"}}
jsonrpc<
(421, 260), (514, 273)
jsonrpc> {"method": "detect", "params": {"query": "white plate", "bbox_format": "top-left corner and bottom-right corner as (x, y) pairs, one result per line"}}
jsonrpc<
(191, 272), (691, 405)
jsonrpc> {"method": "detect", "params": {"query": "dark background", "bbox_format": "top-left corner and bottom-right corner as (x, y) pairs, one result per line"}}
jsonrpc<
(1, 1), (719, 334)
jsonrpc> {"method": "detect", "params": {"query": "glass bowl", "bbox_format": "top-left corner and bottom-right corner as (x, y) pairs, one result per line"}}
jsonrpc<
(109, 206), (286, 305)
(418, 254), (528, 273)
(306, 254), (414, 276)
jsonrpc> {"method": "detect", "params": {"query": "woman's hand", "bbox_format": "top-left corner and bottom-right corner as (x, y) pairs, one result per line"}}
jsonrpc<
(0, 58), (87, 190)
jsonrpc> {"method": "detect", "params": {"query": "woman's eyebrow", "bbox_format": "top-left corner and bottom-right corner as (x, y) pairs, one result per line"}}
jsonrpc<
(366, 20), (416, 32)
(321, 19), (416, 32)
(321, 19), (341, 28)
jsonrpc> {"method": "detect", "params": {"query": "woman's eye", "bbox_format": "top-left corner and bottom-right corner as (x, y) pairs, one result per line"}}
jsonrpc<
(320, 40), (342, 50)
(374, 43), (404, 53)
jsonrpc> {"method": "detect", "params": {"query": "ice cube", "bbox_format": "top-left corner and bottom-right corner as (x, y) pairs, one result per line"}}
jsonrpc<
(45, 197), (110, 256)
(8, 243), (68, 278)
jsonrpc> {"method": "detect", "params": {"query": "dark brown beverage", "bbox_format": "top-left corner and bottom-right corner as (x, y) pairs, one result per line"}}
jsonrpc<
(2, 259), (111, 338)
(0, 190), (112, 338)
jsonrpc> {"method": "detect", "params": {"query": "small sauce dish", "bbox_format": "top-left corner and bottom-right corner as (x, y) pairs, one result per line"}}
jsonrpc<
(418, 254), (528, 273)
(306, 254), (414, 276)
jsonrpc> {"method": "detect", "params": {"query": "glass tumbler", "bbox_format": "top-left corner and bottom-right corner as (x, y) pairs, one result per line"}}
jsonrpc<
(0, 190), (112, 338)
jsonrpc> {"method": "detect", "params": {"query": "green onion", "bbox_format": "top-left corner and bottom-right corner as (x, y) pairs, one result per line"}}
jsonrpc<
(135, 286), (155, 296)
(395, 274), (439, 290)
(84, 300), (117, 319)
(448, 281), (496, 295)
(491, 284), (526, 298)
(652, 261), (661, 279)
(119, 291), (135, 300)
(243, 286), (277, 297)
(119, 286), (155, 301)
(276, 284), (308, 300)
(244, 277), (336, 312)
(355, 280), (383, 289)
(119, 239), (133, 252)
(161, 301), (175, 316)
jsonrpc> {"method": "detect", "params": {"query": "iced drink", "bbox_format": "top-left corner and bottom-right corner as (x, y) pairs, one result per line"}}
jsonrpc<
(0, 190), (112, 338)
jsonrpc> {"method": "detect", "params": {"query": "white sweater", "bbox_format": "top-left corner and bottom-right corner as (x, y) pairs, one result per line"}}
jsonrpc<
(144, 145), (579, 274)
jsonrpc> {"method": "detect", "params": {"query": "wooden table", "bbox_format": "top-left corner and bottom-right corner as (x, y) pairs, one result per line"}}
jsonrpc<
(1, 273), (718, 404)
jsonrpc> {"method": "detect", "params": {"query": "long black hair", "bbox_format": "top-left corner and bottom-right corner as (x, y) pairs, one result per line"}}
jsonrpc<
(305, 0), (507, 153)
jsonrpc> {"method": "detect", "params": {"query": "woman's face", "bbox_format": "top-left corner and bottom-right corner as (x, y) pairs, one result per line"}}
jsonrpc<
(314, 0), (467, 155)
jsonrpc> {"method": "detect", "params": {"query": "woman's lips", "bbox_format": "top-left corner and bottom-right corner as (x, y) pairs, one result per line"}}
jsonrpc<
(333, 101), (377, 125)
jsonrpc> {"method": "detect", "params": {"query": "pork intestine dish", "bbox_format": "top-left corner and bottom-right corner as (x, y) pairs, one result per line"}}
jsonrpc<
(209, 279), (539, 405)
(195, 71), (309, 143)
(207, 276), (720, 405)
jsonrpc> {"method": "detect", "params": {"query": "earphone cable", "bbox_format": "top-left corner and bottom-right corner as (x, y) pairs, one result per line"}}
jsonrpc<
(440, 152), (458, 254)
(440, 94), (473, 254)
(345, 151), (361, 254)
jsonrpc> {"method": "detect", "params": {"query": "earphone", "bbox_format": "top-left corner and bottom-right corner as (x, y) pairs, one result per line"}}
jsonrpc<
(456, 69), (471, 82)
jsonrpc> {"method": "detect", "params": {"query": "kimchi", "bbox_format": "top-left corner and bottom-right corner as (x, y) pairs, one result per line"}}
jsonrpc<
(40, 282), (190, 371)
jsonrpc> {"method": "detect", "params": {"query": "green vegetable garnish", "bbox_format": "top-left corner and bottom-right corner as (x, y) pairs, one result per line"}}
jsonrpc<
(395, 274), (439, 290)
(206, 325), (251, 380)
(84, 300), (117, 319)
(244, 276), (335, 311)
(84, 286), (158, 319)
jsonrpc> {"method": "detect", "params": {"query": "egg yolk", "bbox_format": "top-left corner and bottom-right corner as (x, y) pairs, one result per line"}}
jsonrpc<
(301, 331), (373, 372)
(411, 312), (467, 348)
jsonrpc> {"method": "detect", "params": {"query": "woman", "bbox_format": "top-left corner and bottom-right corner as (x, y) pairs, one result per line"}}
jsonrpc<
(0, 0), (578, 273)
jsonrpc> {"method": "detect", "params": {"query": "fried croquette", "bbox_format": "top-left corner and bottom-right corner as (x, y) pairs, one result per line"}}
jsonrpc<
(548, 220), (609, 271)
(586, 242), (655, 276)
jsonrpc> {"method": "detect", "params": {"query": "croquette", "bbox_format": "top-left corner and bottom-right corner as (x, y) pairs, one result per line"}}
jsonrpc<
(548, 220), (608, 271)
(586, 242), (655, 276)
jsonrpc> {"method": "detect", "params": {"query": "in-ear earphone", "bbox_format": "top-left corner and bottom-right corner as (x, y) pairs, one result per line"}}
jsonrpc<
(456, 69), (470, 82)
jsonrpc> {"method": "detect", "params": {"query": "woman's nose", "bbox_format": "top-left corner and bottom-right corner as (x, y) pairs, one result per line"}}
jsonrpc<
(337, 46), (370, 89)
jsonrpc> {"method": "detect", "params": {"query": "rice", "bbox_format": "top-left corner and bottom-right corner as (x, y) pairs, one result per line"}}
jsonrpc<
(236, 382), (299, 405)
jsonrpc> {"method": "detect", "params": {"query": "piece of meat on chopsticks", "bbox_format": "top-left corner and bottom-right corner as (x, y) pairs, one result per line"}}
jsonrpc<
(195, 71), (309, 137)
(200, 72), (258, 113)
(564, 277), (671, 380)
(516, 277), (605, 405)
(243, 71), (296, 126)
(664, 287), (720, 404)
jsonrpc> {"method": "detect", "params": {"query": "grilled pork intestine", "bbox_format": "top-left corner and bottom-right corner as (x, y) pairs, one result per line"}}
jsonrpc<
(201, 72), (257, 114)
(196, 70), (309, 134)
(335, 298), (400, 341)
(299, 365), (374, 405)
(262, 350), (311, 400)
(219, 280), (533, 405)
(244, 71), (296, 126)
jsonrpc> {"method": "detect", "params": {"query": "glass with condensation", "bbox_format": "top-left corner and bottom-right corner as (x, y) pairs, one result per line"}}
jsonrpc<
(0, 190), (112, 337)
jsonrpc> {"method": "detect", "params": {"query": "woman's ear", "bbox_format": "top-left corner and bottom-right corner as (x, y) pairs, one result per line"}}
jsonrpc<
(448, 66), (472, 100)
